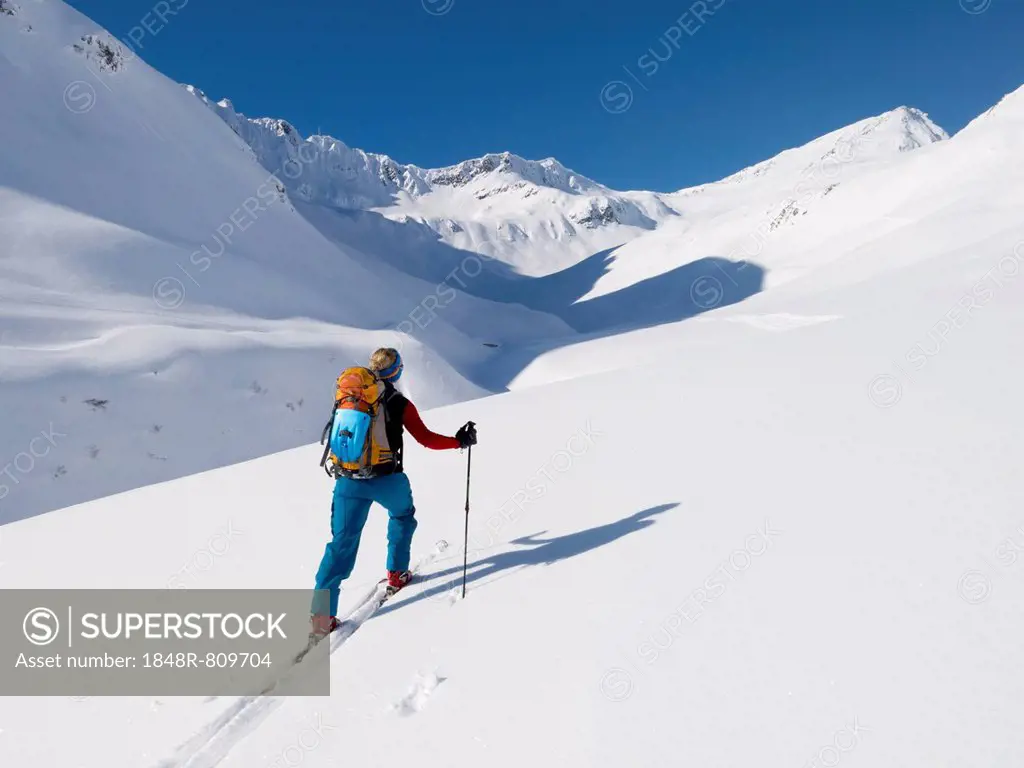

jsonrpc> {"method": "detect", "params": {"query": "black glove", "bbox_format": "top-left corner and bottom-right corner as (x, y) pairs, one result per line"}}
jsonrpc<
(455, 421), (477, 448)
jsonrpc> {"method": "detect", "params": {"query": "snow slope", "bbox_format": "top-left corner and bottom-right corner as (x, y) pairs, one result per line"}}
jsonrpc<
(1, 144), (1023, 763)
(0, 0), (566, 523)
(491, 92), (1023, 386)
(0, 0), (1012, 539)
(576, 106), (949, 303)
(0, 0), (948, 528)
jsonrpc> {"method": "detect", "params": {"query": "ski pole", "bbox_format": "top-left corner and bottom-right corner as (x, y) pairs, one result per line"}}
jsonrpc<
(461, 442), (472, 599)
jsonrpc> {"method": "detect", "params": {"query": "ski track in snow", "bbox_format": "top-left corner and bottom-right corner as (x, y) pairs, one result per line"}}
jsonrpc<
(154, 549), (444, 768)
(152, 584), (379, 768)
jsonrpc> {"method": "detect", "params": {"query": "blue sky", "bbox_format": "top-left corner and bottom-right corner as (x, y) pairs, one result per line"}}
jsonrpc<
(69, 0), (1023, 191)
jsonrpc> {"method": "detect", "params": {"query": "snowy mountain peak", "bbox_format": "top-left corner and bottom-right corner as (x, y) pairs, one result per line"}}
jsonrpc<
(697, 105), (948, 192)
(421, 152), (603, 195)
(189, 90), (605, 202)
(185, 89), (616, 209)
(878, 105), (949, 149)
(825, 105), (948, 158)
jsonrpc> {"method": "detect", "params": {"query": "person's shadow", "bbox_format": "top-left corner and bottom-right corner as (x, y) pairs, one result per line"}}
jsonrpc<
(377, 503), (679, 615)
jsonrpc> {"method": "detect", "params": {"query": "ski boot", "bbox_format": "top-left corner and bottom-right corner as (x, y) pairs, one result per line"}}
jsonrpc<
(385, 570), (413, 596)
(309, 614), (341, 643)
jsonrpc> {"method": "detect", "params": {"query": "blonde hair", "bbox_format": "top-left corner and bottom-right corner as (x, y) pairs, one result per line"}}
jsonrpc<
(369, 347), (399, 372)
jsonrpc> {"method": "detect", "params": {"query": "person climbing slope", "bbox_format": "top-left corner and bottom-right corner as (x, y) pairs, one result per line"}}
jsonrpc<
(311, 347), (477, 636)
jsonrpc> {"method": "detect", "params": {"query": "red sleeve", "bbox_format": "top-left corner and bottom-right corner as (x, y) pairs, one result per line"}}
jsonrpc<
(402, 400), (461, 450)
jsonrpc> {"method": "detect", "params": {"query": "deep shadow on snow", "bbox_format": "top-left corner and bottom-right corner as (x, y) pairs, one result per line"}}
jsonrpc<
(292, 203), (765, 390)
(376, 503), (680, 616)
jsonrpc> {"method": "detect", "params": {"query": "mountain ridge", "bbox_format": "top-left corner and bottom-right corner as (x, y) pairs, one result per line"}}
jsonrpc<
(190, 85), (950, 199)
(186, 85), (950, 276)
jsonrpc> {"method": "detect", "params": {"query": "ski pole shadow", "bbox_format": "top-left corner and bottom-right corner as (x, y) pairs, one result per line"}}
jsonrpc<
(377, 503), (679, 616)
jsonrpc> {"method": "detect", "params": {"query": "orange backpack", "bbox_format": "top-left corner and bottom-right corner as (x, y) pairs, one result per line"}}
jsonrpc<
(319, 367), (395, 478)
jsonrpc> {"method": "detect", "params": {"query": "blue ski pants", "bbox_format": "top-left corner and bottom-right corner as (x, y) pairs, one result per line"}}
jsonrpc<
(313, 472), (417, 617)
